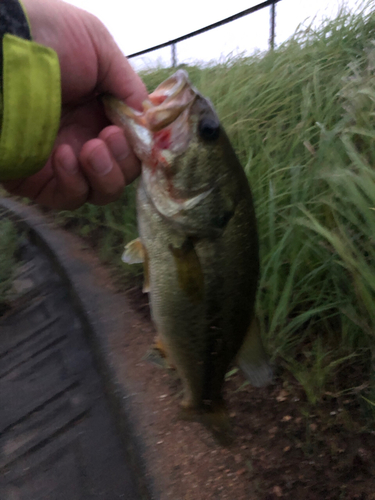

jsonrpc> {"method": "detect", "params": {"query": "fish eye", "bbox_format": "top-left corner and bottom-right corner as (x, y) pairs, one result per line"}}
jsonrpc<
(198, 118), (220, 141)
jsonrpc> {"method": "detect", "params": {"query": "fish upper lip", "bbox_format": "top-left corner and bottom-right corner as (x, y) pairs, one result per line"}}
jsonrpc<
(108, 70), (196, 134)
(148, 69), (191, 105)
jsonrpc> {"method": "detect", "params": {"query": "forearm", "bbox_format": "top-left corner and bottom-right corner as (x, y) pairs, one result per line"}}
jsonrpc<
(0, 0), (61, 181)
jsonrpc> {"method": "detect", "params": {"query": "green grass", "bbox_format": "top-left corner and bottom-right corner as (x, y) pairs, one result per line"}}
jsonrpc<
(56, 3), (375, 416)
(0, 217), (19, 310)
(55, 183), (142, 281)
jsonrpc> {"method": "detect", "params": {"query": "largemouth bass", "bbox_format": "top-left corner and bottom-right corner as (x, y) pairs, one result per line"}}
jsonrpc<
(104, 70), (271, 444)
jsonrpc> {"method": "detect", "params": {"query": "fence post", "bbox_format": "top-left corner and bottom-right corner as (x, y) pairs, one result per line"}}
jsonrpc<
(171, 43), (177, 67)
(269, 1), (276, 50)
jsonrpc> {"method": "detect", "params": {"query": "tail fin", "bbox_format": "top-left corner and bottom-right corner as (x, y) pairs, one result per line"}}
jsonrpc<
(179, 404), (233, 446)
(237, 318), (273, 387)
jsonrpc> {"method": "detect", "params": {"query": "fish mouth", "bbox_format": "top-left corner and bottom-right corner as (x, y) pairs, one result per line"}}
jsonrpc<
(103, 70), (196, 158)
(104, 71), (219, 230)
(145, 70), (196, 132)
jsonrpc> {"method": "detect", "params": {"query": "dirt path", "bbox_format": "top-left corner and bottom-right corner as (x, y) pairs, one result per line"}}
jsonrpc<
(109, 288), (375, 500)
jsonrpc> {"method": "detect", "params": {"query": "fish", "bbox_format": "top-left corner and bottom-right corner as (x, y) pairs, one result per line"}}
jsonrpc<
(104, 70), (272, 444)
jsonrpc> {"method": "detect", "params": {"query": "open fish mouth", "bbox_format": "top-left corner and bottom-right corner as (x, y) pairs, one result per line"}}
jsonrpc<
(145, 70), (196, 132)
(103, 70), (197, 159)
(103, 70), (211, 218)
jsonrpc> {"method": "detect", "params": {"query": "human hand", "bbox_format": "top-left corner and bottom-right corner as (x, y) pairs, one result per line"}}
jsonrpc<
(2, 0), (148, 209)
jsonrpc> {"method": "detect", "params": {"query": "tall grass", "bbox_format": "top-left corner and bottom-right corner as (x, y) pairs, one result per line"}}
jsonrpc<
(0, 217), (18, 310)
(57, 4), (375, 411)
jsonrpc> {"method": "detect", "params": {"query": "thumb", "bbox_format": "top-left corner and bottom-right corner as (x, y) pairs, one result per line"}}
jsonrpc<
(91, 21), (148, 110)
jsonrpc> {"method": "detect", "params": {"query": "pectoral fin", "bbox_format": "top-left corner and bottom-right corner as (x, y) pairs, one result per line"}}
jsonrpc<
(169, 238), (204, 304)
(237, 318), (273, 387)
(122, 238), (150, 293)
(122, 238), (145, 264)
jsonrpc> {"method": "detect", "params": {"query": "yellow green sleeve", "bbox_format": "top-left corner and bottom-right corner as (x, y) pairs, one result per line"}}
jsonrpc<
(0, 13), (61, 181)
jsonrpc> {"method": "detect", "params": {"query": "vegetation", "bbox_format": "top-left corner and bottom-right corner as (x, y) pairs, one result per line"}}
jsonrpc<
(56, 4), (375, 419)
(0, 217), (19, 311)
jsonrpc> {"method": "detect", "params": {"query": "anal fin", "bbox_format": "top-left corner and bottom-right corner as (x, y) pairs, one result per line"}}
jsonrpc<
(144, 335), (174, 369)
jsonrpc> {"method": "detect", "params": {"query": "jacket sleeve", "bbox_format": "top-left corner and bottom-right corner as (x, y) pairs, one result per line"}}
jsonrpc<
(0, 0), (61, 181)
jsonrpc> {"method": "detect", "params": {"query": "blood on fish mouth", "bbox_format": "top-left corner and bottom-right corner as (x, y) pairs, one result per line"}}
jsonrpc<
(149, 94), (168, 106)
(153, 129), (171, 150)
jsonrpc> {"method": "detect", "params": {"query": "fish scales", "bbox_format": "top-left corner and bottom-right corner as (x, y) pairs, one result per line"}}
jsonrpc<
(138, 174), (258, 405)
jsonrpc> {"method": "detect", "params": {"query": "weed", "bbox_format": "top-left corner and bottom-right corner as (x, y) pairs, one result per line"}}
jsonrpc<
(0, 217), (18, 311)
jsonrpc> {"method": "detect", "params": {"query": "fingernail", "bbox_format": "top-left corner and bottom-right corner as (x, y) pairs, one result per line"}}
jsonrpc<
(106, 132), (130, 163)
(89, 144), (113, 175)
(57, 145), (78, 174)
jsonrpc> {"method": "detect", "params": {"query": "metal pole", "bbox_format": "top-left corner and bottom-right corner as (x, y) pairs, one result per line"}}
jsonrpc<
(171, 43), (177, 67)
(269, 1), (276, 51)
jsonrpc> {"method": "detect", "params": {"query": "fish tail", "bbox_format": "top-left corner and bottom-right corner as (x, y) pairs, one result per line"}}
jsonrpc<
(179, 403), (233, 446)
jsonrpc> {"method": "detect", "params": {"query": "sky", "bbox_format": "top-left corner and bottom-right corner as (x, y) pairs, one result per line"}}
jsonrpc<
(64, 0), (364, 69)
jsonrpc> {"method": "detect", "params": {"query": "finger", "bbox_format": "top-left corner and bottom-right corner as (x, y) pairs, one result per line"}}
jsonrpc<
(34, 145), (89, 210)
(103, 53), (148, 110)
(79, 138), (126, 205)
(99, 125), (141, 184)
(57, 99), (109, 157)
(52, 144), (89, 209)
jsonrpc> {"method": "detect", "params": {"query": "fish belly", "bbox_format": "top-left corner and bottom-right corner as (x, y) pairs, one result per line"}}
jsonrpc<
(137, 180), (259, 410)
